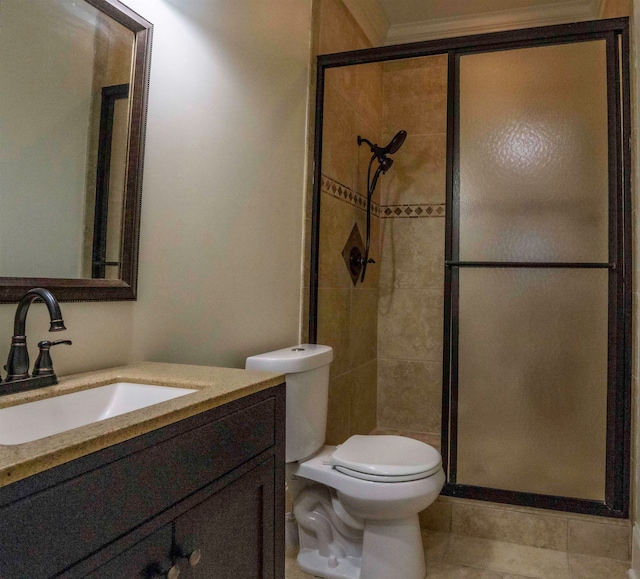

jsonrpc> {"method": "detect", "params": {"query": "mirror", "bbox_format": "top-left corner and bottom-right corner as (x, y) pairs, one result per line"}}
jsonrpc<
(0, 0), (152, 301)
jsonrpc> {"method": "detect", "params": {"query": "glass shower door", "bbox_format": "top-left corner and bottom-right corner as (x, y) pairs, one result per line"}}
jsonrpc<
(445, 37), (627, 512)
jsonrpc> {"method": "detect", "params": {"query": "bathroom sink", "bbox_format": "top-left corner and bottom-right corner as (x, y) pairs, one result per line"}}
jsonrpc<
(0, 382), (197, 445)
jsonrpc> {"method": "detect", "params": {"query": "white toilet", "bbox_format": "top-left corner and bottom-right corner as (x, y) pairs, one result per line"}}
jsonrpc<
(246, 344), (445, 579)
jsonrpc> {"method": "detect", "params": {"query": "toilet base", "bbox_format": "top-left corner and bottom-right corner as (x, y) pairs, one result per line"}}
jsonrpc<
(298, 549), (362, 579)
(289, 446), (442, 579)
(361, 514), (425, 579)
(297, 513), (425, 579)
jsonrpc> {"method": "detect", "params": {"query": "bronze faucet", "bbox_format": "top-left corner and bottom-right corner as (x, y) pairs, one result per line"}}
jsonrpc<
(1, 288), (72, 394)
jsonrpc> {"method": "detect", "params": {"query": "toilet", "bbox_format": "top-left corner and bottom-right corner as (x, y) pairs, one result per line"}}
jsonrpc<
(246, 344), (445, 579)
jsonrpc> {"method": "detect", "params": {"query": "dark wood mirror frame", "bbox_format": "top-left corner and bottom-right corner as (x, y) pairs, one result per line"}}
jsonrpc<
(0, 0), (152, 303)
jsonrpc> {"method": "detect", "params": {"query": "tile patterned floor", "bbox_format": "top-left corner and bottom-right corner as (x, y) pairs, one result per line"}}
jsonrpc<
(285, 530), (630, 579)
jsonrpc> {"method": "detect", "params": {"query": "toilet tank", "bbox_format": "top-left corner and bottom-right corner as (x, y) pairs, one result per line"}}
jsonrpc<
(246, 345), (333, 463)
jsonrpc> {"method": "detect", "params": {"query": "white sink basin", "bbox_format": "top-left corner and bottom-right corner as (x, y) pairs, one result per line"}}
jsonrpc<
(0, 382), (197, 445)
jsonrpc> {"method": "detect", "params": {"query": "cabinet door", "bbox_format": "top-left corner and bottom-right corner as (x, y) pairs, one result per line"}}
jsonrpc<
(84, 525), (173, 579)
(174, 458), (276, 579)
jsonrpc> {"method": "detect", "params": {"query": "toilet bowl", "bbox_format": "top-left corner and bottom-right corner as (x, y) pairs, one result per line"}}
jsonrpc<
(246, 345), (445, 579)
(291, 444), (445, 579)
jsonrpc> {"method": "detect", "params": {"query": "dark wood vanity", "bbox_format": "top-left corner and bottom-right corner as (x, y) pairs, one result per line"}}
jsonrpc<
(0, 383), (285, 578)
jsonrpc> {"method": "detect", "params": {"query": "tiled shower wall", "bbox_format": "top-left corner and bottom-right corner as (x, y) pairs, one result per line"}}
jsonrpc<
(314, 0), (383, 445)
(377, 56), (448, 435)
(315, 30), (450, 442)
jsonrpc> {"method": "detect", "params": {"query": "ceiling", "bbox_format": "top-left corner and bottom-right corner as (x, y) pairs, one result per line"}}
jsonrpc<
(344, 0), (603, 45)
(377, 0), (591, 25)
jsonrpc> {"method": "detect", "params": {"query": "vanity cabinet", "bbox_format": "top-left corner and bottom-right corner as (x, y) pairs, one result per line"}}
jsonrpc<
(173, 457), (275, 579)
(0, 383), (285, 578)
(86, 458), (275, 579)
(85, 526), (173, 578)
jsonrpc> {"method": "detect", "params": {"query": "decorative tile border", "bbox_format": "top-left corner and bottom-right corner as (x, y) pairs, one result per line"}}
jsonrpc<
(382, 203), (446, 218)
(321, 175), (380, 216)
(321, 175), (446, 219)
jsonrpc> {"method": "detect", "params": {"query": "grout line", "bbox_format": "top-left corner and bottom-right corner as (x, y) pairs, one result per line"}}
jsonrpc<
(377, 355), (444, 363)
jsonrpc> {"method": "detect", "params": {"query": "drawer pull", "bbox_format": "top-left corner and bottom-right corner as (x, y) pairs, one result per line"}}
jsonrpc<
(188, 548), (202, 567)
(149, 559), (180, 579)
(177, 542), (202, 567)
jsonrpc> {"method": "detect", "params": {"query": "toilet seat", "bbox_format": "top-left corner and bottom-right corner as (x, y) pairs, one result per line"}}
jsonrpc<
(329, 435), (442, 481)
(293, 445), (445, 497)
(292, 445), (446, 521)
(333, 465), (439, 482)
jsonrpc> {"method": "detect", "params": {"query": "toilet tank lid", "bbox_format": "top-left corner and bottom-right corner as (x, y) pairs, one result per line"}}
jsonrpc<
(245, 344), (333, 373)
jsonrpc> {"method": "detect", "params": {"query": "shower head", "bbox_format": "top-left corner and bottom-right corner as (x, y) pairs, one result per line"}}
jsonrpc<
(379, 130), (407, 157)
(357, 130), (407, 166)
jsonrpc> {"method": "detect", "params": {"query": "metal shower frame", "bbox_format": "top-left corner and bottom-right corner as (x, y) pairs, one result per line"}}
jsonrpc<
(308, 17), (631, 518)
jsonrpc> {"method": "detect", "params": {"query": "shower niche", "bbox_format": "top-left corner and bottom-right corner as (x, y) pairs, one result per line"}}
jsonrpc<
(309, 17), (631, 518)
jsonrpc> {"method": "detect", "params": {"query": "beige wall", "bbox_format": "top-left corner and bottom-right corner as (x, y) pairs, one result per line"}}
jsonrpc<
(0, 302), (135, 378)
(315, 0), (382, 444)
(122, 0), (311, 369)
(0, 1), (313, 379)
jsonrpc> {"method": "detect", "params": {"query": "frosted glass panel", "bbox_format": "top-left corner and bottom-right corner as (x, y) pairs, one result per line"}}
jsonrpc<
(459, 42), (609, 262)
(457, 268), (608, 500)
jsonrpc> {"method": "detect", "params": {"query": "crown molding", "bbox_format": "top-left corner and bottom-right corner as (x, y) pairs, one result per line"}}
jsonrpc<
(385, 0), (601, 45)
(342, 0), (390, 47)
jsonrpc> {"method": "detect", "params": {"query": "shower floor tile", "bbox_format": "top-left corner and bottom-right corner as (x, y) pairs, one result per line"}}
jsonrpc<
(285, 531), (630, 578)
(442, 534), (570, 578)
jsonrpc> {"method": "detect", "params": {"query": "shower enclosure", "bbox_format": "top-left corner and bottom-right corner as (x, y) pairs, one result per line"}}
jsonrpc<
(310, 18), (630, 518)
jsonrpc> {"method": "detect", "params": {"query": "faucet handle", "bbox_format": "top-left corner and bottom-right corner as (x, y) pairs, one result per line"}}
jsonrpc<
(49, 340), (72, 347)
(32, 340), (72, 377)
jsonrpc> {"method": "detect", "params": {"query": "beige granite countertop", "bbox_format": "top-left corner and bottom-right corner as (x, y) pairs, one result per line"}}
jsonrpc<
(0, 362), (284, 488)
